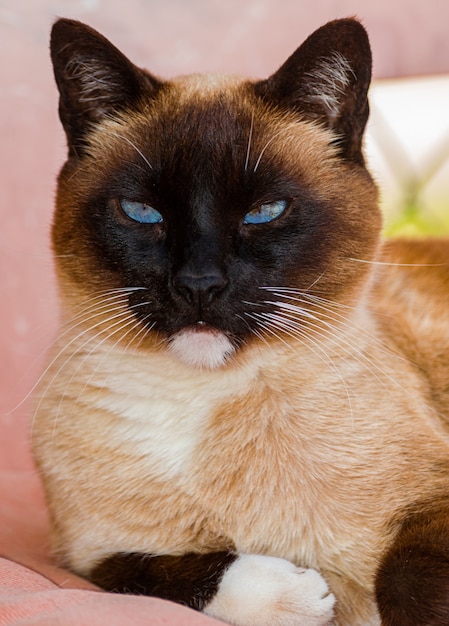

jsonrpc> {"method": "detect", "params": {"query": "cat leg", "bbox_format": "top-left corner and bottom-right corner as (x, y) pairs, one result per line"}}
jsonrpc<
(90, 550), (236, 610)
(375, 502), (449, 626)
(91, 551), (335, 626)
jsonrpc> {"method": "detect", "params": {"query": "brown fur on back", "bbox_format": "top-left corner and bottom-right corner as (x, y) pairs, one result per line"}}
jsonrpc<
(375, 239), (449, 421)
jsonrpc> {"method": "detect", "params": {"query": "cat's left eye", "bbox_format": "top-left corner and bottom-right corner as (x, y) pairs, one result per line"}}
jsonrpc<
(119, 199), (163, 224)
(243, 199), (288, 225)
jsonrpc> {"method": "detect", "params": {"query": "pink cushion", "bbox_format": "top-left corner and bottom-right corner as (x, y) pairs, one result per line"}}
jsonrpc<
(0, 557), (216, 626)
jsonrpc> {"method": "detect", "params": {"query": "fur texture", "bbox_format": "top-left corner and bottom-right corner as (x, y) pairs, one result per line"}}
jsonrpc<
(32, 17), (449, 626)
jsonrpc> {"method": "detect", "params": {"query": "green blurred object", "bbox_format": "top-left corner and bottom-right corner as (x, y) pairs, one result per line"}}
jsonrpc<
(383, 196), (449, 238)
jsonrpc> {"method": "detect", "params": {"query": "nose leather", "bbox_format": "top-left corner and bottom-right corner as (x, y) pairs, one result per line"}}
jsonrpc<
(172, 269), (227, 305)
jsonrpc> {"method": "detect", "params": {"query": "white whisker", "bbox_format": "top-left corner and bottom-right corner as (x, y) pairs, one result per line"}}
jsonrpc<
(71, 308), (151, 402)
(246, 309), (354, 424)
(31, 296), (147, 436)
(50, 309), (145, 444)
(245, 311), (302, 357)
(129, 314), (155, 351)
(306, 270), (327, 292)
(347, 257), (447, 268)
(107, 130), (153, 172)
(266, 290), (405, 364)
(10, 288), (144, 415)
(244, 111), (254, 172)
(259, 293), (432, 415)
(48, 298), (155, 445)
(236, 311), (273, 353)
(264, 304), (392, 386)
(253, 129), (284, 173)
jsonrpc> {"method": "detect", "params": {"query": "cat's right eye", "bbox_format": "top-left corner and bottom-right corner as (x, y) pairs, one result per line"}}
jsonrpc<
(243, 199), (288, 225)
(119, 199), (163, 224)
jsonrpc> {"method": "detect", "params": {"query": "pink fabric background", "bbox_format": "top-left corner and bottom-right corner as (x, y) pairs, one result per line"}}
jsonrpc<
(1, 0), (448, 623)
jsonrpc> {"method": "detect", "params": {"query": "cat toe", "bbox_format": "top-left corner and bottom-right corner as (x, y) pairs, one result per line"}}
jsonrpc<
(203, 554), (335, 626)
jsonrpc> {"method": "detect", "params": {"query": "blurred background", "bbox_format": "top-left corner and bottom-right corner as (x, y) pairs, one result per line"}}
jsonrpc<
(1, 0), (449, 469)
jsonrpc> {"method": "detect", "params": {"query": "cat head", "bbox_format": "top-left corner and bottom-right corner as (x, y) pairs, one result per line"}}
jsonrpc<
(50, 18), (380, 369)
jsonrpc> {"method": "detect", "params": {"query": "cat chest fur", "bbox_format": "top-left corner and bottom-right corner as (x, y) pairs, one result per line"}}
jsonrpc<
(34, 326), (447, 589)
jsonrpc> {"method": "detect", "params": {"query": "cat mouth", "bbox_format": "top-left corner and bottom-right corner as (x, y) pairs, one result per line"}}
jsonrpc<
(190, 321), (216, 332)
(168, 322), (235, 369)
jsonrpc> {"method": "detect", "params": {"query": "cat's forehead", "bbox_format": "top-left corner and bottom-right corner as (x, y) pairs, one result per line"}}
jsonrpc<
(105, 77), (322, 137)
(84, 70), (339, 185)
(170, 72), (244, 99)
(90, 106), (335, 189)
(156, 72), (260, 127)
(89, 71), (255, 151)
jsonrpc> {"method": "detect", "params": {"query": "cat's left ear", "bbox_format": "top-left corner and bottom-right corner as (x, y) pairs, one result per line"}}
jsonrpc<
(255, 18), (372, 163)
(50, 19), (162, 157)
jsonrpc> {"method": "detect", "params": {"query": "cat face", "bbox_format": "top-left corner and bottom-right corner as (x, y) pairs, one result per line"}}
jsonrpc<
(51, 19), (380, 368)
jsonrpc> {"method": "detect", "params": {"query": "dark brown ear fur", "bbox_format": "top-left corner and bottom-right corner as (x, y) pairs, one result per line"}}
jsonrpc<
(50, 19), (162, 156)
(254, 18), (372, 163)
(375, 500), (449, 626)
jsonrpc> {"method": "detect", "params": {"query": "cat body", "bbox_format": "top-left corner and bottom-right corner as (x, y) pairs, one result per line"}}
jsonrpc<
(32, 18), (449, 626)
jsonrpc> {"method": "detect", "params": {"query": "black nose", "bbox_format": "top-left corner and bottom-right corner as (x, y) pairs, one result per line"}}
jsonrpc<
(172, 269), (227, 305)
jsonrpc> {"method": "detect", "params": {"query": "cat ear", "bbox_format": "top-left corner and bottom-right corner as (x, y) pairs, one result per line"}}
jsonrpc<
(50, 19), (162, 156)
(255, 18), (372, 163)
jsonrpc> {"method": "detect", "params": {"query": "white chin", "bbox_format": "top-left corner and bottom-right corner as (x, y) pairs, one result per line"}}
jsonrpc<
(168, 328), (235, 369)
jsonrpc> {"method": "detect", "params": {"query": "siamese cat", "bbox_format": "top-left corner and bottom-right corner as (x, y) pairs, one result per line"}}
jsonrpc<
(32, 17), (449, 626)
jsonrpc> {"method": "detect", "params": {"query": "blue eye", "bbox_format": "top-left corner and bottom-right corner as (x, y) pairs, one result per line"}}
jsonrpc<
(243, 199), (288, 225)
(119, 200), (163, 224)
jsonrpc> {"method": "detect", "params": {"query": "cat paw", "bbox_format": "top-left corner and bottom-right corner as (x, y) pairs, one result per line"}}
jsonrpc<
(203, 554), (335, 626)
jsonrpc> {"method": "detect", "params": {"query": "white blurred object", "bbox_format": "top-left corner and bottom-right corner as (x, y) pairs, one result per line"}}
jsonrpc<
(365, 75), (449, 233)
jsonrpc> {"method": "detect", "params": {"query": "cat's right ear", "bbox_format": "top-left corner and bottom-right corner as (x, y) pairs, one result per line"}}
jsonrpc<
(50, 19), (162, 157)
(254, 19), (372, 164)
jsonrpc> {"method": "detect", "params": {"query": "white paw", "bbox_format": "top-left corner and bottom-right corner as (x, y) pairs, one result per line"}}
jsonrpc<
(203, 554), (335, 626)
